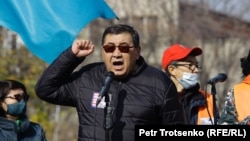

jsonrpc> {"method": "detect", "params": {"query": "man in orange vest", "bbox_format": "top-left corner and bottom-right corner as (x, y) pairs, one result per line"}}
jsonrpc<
(161, 44), (219, 125)
(218, 50), (250, 125)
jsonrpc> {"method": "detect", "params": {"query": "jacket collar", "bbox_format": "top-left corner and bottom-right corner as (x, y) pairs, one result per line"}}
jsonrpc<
(242, 75), (250, 84)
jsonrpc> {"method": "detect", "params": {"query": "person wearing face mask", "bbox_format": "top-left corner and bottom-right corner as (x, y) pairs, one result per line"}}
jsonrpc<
(0, 79), (47, 141)
(161, 44), (219, 125)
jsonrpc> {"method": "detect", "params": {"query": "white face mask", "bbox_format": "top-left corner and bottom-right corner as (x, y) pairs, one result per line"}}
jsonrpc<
(177, 72), (199, 89)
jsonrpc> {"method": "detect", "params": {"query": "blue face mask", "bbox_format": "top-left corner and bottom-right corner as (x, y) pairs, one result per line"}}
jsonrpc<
(6, 99), (26, 116)
(177, 72), (199, 89)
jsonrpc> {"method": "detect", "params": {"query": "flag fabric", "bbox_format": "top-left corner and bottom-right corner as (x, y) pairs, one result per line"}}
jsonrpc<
(0, 0), (117, 64)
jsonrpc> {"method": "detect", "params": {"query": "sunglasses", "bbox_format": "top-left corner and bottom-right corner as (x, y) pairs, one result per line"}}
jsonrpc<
(103, 44), (134, 53)
(5, 94), (29, 102)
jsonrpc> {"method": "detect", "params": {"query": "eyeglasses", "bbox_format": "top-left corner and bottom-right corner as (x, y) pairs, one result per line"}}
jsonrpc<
(173, 63), (202, 71)
(103, 44), (134, 53)
(5, 94), (29, 102)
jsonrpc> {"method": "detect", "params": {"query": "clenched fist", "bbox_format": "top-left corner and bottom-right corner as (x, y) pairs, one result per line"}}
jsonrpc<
(71, 40), (95, 58)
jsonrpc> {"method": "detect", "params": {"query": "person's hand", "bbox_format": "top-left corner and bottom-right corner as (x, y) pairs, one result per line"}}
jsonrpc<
(71, 39), (94, 58)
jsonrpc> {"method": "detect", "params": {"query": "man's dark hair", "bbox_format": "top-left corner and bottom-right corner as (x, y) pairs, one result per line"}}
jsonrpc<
(240, 49), (250, 77)
(101, 24), (140, 48)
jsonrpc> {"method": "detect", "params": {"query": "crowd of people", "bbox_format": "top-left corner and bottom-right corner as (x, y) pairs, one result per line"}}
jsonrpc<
(1, 24), (249, 140)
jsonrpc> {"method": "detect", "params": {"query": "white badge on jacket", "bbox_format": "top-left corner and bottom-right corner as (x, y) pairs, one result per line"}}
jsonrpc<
(91, 92), (111, 108)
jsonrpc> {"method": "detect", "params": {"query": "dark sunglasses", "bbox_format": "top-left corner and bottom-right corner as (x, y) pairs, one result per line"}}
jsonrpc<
(103, 44), (134, 53)
(5, 94), (29, 102)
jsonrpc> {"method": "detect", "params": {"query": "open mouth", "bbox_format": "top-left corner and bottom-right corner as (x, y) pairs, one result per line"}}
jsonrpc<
(113, 61), (123, 66)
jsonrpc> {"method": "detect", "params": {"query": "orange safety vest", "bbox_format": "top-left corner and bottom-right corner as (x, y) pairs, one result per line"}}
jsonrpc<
(234, 75), (250, 122)
(197, 89), (215, 125)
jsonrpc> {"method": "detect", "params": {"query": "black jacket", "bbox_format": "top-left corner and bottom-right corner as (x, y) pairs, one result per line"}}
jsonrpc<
(180, 84), (219, 125)
(35, 48), (184, 141)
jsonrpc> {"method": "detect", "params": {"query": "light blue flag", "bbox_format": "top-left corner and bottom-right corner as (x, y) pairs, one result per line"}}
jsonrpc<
(0, 0), (117, 64)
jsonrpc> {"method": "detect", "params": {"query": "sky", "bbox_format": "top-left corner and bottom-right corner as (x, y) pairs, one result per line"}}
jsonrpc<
(183, 0), (250, 22)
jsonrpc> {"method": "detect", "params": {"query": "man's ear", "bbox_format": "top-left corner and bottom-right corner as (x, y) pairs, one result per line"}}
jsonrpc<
(168, 65), (176, 76)
(136, 46), (141, 60)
